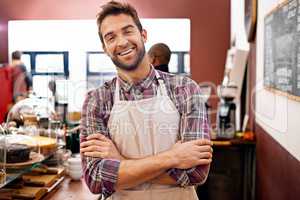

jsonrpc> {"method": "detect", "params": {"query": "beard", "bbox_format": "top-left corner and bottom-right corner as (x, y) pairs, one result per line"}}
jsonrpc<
(111, 42), (146, 71)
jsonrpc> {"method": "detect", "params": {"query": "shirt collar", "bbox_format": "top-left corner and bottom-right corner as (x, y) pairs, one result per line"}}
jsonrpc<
(117, 66), (157, 92)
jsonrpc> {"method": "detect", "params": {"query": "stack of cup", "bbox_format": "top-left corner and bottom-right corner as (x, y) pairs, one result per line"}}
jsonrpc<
(67, 155), (82, 180)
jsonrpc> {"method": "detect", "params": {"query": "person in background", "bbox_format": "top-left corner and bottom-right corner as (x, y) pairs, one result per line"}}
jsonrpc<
(80, 1), (212, 200)
(48, 80), (67, 122)
(48, 80), (57, 106)
(10, 51), (32, 102)
(148, 43), (171, 73)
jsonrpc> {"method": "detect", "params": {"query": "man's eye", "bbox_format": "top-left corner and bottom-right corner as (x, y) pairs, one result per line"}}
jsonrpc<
(125, 30), (133, 34)
(107, 36), (115, 42)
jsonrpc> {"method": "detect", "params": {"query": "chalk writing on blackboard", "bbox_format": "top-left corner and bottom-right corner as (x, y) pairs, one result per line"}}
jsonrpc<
(264, 0), (300, 97)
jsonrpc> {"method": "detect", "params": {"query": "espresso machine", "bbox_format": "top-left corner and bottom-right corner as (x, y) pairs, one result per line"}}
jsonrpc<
(216, 85), (237, 139)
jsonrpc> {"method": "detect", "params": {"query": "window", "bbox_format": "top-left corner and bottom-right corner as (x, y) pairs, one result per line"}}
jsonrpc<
(23, 51), (69, 76)
(35, 54), (65, 73)
(184, 54), (190, 74)
(169, 52), (190, 74)
(169, 54), (179, 73)
(88, 53), (116, 73)
(21, 54), (31, 72)
(86, 52), (117, 90)
(21, 51), (69, 98)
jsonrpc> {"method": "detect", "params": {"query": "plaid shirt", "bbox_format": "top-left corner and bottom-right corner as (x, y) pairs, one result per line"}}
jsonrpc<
(80, 67), (210, 198)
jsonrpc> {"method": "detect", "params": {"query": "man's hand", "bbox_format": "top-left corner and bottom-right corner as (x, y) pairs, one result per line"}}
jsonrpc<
(80, 133), (124, 160)
(166, 139), (213, 169)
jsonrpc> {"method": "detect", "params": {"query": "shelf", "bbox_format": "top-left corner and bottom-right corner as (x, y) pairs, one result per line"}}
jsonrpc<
(0, 154), (52, 188)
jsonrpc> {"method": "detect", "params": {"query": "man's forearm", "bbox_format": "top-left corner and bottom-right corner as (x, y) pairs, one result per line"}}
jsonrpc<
(116, 151), (177, 190)
(118, 157), (177, 186)
(150, 173), (177, 185)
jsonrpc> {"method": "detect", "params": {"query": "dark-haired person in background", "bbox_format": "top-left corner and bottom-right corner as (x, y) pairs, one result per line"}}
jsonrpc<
(80, 1), (212, 200)
(10, 51), (32, 102)
(148, 43), (171, 73)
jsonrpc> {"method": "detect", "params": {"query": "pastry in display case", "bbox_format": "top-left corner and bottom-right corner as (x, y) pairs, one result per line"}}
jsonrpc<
(1, 143), (31, 163)
(17, 135), (57, 156)
(0, 134), (44, 167)
(4, 96), (59, 158)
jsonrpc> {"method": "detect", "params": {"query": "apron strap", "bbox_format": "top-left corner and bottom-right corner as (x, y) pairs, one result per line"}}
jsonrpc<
(114, 69), (169, 101)
(114, 78), (121, 102)
(154, 70), (169, 97)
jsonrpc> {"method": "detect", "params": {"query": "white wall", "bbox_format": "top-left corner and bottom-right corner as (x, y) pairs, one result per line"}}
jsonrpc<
(228, 0), (250, 130)
(230, 0), (249, 51)
(8, 19), (190, 111)
(255, 0), (300, 161)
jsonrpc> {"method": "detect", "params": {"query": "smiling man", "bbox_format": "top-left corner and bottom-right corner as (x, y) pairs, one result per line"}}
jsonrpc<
(80, 1), (212, 200)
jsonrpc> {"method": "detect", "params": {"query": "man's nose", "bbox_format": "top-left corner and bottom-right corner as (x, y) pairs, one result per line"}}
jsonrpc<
(116, 36), (129, 47)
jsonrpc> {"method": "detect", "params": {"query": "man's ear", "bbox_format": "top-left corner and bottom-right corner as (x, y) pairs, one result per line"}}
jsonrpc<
(141, 29), (147, 43)
(152, 56), (159, 66)
(148, 55), (154, 65)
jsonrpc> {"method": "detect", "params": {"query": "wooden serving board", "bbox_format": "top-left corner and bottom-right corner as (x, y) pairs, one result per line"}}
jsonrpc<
(12, 186), (47, 200)
(1, 166), (66, 199)
(22, 174), (57, 187)
(31, 166), (66, 177)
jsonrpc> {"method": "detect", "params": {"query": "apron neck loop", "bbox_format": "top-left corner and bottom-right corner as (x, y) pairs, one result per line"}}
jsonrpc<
(155, 70), (168, 97)
(115, 79), (121, 102)
(114, 70), (169, 101)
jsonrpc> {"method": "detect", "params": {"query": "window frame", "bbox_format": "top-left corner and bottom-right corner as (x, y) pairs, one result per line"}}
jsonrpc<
(170, 51), (189, 74)
(22, 51), (69, 77)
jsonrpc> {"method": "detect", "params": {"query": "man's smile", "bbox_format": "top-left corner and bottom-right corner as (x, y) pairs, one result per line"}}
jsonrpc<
(117, 47), (135, 57)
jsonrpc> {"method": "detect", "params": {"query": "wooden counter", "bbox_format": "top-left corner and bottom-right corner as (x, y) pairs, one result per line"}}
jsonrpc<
(43, 177), (100, 200)
(45, 137), (256, 200)
(212, 138), (256, 146)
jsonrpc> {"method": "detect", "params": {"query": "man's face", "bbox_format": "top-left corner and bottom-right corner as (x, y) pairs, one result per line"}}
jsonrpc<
(100, 14), (147, 71)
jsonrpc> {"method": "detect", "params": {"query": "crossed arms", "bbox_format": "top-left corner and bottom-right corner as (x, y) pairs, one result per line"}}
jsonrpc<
(80, 80), (212, 198)
(81, 133), (212, 190)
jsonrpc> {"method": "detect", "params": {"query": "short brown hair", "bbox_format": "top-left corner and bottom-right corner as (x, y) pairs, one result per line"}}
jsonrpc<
(96, 1), (143, 45)
(12, 51), (22, 60)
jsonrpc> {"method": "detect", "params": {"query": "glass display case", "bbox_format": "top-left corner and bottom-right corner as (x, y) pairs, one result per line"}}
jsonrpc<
(6, 95), (55, 126)
(0, 126), (51, 188)
(6, 96), (58, 154)
(0, 96), (60, 188)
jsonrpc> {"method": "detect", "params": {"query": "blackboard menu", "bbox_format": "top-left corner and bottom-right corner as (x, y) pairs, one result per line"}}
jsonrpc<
(264, 0), (300, 97)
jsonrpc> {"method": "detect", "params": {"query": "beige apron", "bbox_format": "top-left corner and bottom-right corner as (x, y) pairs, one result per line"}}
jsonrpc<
(107, 71), (198, 200)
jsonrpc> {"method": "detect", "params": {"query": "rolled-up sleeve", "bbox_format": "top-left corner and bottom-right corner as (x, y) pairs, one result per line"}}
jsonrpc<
(80, 90), (120, 198)
(167, 77), (211, 186)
